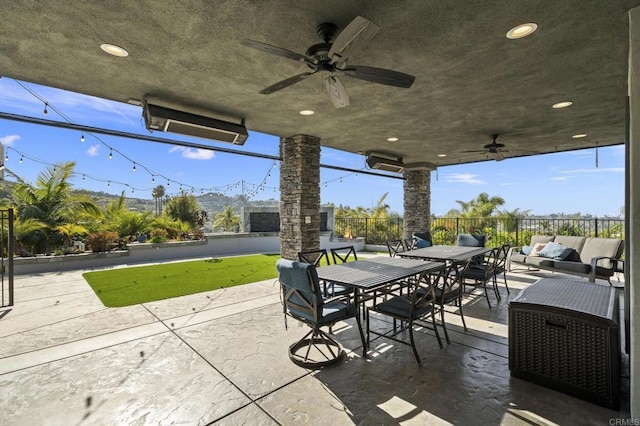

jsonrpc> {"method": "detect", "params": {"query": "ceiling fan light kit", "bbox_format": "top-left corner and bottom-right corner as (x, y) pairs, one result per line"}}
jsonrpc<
(242, 16), (416, 108)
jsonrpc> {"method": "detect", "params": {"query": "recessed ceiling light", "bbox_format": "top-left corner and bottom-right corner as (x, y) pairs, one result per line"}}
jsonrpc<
(100, 43), (129, 57)
(437, 154), (447, 157)
(387, 137), (399, 142)
(552, 101), (573, 109)
(299, 110), (314, 116)
(506, 23), (538, 39)
(572, 133), (588, 138)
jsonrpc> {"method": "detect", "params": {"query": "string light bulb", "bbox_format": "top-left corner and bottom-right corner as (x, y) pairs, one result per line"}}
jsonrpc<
(109, 148), (113, 159)
(4, 153), (8, 161)
(151, 176), (155, 183)
(81, 134), (85, 143)
(43, 102), (48, 114)
(107, 180), (110, 187)
(19, 156), (23, 164)
(82, 174), (86, 181)
(132, 162), (136, 172)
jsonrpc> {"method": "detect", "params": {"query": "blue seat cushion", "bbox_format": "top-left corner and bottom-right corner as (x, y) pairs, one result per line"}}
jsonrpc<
(520, 245), (532, 255)
(374, 296), (433, 319)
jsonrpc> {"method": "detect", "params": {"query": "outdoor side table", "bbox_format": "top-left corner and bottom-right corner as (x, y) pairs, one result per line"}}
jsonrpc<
(508, 278), (620, 409)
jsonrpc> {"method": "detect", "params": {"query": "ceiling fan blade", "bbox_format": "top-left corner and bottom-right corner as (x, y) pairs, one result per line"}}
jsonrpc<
(344, 66), (416, 88)
(329, 16), (379, 66)
(241, 39), (318, 67)
(260, 71), (316, 94)
(324, 75), (350, 108)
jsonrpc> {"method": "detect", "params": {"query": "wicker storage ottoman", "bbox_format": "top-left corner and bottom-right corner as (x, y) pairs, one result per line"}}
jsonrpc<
(509, 278), (620, 409)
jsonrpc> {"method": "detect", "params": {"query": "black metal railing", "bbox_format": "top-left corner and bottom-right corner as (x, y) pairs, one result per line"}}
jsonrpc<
(1, 209), (14, 307)
(335, 216), (625, 247)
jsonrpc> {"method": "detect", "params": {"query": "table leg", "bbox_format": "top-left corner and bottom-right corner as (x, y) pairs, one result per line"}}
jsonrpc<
(355, 289), (367, 357)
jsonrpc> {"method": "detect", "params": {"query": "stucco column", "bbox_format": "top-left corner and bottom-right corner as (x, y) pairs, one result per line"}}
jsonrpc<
(629, 6), (640, 417)
(279, 134), (321, 260)
(403, 169), (431, 238)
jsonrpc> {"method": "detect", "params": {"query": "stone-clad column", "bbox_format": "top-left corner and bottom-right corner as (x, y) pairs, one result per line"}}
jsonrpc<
(403, 169), (431, 238)
(279, 134), (321, 260)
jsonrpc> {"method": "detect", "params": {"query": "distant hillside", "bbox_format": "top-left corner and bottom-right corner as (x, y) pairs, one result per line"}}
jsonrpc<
(72, 188), (279, 216)
(0, 180), (278, 215)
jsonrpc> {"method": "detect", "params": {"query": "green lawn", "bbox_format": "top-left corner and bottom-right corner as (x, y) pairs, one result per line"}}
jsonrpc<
(83, 254), (280, 307)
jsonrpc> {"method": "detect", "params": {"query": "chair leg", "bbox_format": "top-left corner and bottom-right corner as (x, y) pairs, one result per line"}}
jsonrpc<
(492, 275), (501, 301)
(483, 281), (492, 309)
(439, 305), (450, 343)
(408, 321), (422, 365)
(503, 271), (510, 294)
(431, 311), (443, 349)
(458, 296), (468, 331)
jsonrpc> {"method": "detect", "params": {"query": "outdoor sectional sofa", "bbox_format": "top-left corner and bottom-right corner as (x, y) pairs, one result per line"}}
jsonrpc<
(506, 235), (624, 283)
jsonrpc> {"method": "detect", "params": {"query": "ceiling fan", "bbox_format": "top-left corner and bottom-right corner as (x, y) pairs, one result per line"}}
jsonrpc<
(241, 16), (416, 108)
(461, 133), (510, 161)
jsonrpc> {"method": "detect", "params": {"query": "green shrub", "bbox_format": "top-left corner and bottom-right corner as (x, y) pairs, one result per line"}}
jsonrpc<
(150, 228), (168, 243)
(86, 231), (118, 252)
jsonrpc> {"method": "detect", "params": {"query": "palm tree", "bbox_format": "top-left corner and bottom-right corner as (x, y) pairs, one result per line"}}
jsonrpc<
(152, 185), (166, 216)
(12, 217), (48, 256)
(498, 208), (531, 233)
(214, 206), (241, 232)
(12, 162), (100, 253)
(55, 223), (89, 248)
(369, 192), (391, 218)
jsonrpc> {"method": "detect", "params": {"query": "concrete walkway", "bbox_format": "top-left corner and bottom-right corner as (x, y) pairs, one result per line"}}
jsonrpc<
(0, 260), (630, 425)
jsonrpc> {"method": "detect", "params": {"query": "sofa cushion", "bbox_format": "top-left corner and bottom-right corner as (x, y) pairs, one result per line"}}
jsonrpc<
(553, 260), (590, 275)
(529, 235), (555, 246)
(520, 245), (532, 255)
(510, 253), (528, 264)
(563, 249), (582, 262)
(580, 238), (624, 268)
(525, 256), (555, 268)
(538, 242), (575, 260)
(553, 235), (586, 253)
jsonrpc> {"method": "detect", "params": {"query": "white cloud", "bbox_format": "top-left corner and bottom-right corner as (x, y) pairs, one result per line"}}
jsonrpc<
(561, 168), (624, 174)
(550, 176), (573, 181)
(169, 146), (215, 160)
(0, 134), (20, 146)
(87, 144), (100, 157)
(446, 173), (484, 184)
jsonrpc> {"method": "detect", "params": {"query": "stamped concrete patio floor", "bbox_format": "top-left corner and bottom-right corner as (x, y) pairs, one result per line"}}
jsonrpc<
(0, 260), (630, 425)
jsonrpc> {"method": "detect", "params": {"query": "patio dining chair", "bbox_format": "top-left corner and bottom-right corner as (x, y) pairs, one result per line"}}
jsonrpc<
(330, 245), (358, 264)
(460, 247), (500, 308)
(366, 268), (443, 365)
(298, 248), (331, 267)
(276, 258), (360, 369)
(493, 244), (511, 295)
(386, 239), (406, 257)
(431, 259), (472, 343)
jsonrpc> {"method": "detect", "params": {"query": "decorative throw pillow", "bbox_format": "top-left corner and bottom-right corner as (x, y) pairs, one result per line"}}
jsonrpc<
(538, 242), (575, 261)
(520, 245), (532, 255)
(529, 243), (548, 257)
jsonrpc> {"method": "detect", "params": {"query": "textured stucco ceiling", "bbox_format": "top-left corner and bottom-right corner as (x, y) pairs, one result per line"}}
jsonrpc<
(1, 0), (638, 168)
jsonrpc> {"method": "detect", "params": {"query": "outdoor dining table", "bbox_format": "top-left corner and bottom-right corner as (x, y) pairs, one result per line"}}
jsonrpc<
(316, 256), (444, 356)
(397, 245), (492, 263)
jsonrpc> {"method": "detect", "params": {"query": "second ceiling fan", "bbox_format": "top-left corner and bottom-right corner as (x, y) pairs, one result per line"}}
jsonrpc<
(241, 16), (416, 108)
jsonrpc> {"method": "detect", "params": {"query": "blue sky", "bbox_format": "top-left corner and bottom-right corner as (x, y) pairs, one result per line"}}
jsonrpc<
(0, 78), (625, 217)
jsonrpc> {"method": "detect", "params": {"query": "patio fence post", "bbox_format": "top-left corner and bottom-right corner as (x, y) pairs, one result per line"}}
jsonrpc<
(595, 218), (599, 237)
(515, 218), (519, 246)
